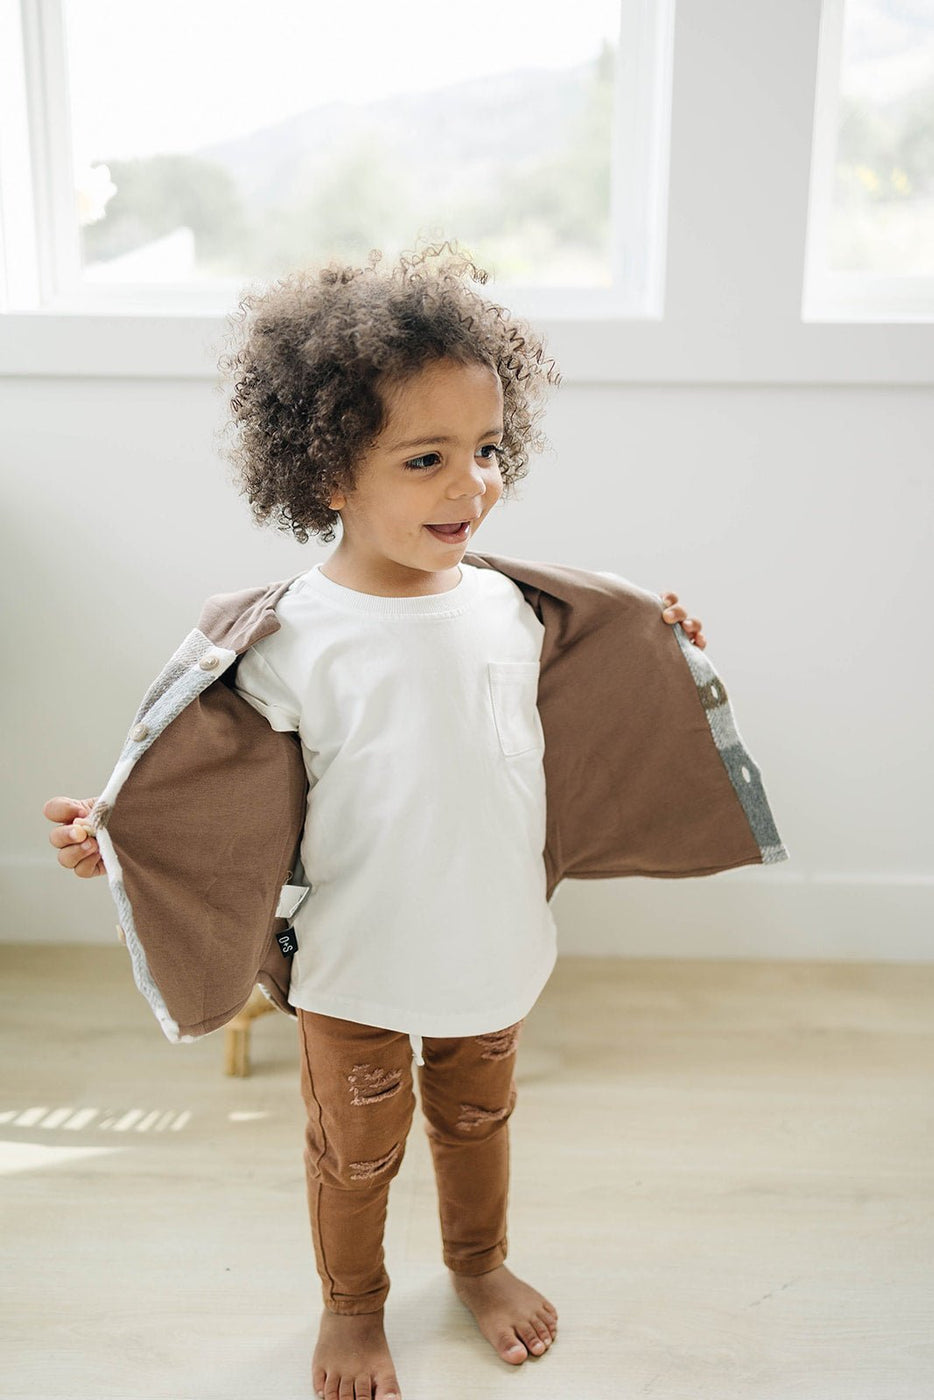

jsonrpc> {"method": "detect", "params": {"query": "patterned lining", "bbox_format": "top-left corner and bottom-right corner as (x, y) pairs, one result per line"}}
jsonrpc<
(671, 623), (787, 864)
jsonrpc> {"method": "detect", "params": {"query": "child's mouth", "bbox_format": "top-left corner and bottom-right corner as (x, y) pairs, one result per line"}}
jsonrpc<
(424, 521), (471, 543)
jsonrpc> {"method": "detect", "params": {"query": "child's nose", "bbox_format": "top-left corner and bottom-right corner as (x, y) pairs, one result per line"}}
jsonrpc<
(451, 457), (494, 498)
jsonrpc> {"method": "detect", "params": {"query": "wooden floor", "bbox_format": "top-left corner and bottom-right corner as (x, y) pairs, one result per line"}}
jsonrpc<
(2, 946), (933, 1400)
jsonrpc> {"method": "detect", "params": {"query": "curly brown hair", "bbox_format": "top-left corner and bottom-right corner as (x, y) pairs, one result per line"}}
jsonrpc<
(215, 238), (562, 545)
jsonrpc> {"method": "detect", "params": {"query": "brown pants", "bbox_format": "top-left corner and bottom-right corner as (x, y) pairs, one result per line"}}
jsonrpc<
(297, 1008), (523, 1315)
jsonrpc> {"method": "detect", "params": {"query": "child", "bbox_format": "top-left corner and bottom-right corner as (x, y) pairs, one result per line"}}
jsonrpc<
(44, 239), (781, 1400)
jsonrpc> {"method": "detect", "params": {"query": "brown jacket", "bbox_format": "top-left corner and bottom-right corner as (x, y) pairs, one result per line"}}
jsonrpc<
(83, 551), (787, 1043)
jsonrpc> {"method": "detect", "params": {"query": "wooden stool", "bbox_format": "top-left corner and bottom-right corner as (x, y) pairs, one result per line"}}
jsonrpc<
(223, 984), (277, 1076)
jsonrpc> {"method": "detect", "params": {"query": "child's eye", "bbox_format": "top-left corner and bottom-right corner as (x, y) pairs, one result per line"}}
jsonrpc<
(403, 444), (505, 472)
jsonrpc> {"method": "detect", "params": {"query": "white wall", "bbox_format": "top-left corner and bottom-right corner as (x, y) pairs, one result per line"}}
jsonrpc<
(2, 0), (932, 958)
(3, 372), (932, 956)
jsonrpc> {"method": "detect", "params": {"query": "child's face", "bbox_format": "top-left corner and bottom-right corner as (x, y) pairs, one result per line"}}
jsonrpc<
(327, 357), (505, 593)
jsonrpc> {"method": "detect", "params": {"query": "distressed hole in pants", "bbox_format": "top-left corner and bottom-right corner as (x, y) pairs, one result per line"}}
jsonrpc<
(475, 1022), (522, 1061)
(456, 1100), (513, 1133)
(349, 1141), (402, 1181)
(347, 1063), (403, 1106)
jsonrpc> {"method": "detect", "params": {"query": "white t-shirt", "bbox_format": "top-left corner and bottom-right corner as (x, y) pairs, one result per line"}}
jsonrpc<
(232, 561), (558, 1050)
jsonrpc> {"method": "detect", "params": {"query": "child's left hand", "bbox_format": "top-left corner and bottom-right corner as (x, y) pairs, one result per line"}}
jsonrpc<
(661, 591), (706, 649)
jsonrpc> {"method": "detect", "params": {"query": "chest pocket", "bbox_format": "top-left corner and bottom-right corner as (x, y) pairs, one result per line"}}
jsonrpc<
(487, 661), (544, 758)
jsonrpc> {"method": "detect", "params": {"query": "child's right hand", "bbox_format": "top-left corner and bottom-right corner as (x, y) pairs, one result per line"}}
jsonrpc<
(43, 796), (105, 878)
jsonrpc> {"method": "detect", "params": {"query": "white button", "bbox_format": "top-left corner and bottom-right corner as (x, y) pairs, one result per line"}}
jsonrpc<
(131, 723), (149, 742)
(199, 652), (220, 670)
(741, 765), (751, 783)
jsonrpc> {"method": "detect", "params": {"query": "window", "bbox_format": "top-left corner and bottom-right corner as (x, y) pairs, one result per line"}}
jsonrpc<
(3, 1), (930, 381)
(1, 0), (672, 319)
(803, 0), (934, 320)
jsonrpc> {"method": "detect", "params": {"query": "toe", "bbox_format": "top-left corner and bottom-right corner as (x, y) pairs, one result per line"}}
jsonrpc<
(498, 1332), (528, 1364)
(518, 1322), (546, 1355)
(354, 1376), (373, 1400)
(537, 1308), (558, 1339)
(533, 1319), (553, 1348)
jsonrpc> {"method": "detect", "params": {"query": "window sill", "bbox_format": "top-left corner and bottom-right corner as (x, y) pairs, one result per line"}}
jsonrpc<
(1, 309), (932, 384)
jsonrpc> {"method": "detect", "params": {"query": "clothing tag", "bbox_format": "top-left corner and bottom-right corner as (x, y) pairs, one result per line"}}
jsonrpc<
(275, 883), (312, 919)
(276, 927), (298, 956)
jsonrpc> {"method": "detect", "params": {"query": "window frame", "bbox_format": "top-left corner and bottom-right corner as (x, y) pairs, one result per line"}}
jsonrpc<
(801, 0), (934, 323)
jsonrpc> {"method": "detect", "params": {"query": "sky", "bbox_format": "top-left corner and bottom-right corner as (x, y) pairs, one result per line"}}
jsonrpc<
(63, 0), (934, 174)
(63, 0), (621, 167)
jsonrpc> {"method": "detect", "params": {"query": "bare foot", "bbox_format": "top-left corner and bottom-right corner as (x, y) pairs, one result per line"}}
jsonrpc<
(450, 1263), (558, 1365)
(311, 1305), (402, 1400)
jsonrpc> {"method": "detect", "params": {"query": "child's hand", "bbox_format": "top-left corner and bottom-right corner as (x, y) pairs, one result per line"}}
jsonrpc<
(43, 796), (105, 878)
(661, 591), (706, 649)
